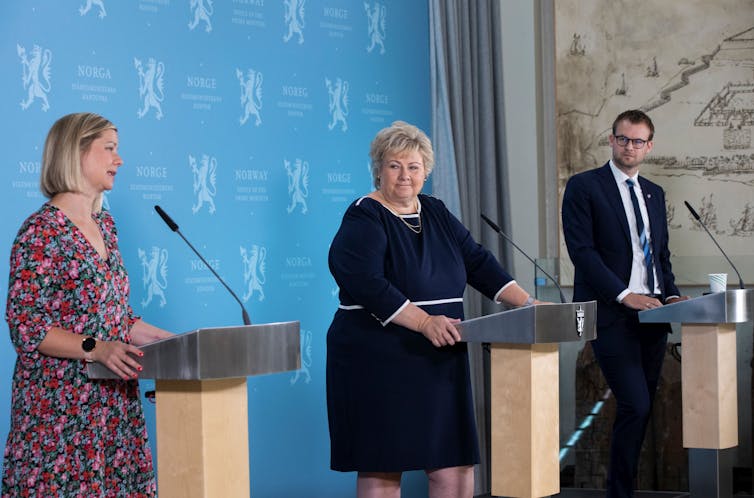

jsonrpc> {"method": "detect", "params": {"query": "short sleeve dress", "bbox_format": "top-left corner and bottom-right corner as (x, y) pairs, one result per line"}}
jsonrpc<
(326, 194), (514, 472)
(2, 203), (156, 497)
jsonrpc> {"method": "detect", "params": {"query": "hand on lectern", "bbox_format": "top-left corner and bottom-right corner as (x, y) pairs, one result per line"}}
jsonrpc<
(666, 295), (690, 304)
(91, 340), (145, 380)
(417, 315), (462, 348)
(622, 293), (663, 311)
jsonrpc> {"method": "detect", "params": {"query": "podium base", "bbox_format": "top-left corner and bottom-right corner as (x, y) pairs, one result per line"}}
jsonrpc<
(689, 448), (733, 498)
(156, 378), (250, 498)
(490, 343), (559, 498)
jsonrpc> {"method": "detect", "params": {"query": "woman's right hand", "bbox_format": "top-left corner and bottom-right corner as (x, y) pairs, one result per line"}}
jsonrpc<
(418, 315), (462, 347)
(91, 340), (144, 380)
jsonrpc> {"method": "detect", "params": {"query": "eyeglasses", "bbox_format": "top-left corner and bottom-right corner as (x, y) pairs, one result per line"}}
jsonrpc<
(614, 135), (648, 149)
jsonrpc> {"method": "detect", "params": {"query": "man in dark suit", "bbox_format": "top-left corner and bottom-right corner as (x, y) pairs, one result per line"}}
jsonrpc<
(562, 109), (688, 498)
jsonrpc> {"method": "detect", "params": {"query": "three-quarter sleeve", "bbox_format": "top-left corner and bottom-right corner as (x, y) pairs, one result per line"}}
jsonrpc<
(329, 201), (409, 322)
(5, 221), (60, 357)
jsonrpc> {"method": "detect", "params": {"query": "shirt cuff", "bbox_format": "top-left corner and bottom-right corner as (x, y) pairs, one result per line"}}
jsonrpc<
(616, 289), (631, 303)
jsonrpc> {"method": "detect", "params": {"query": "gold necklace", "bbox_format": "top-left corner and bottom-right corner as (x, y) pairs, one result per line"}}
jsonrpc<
(378, 193), (422, 234)
(398, 212), (422, 234)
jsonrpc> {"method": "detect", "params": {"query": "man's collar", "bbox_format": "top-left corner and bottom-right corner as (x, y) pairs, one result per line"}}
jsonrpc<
(609, 160), (639, 184)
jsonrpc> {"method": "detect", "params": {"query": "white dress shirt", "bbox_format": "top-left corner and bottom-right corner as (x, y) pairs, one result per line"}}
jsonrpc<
(609, 161), (660, 301)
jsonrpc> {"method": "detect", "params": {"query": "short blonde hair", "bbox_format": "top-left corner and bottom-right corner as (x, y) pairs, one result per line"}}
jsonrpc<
(40, 112), (117, 211)
(369, 120), (434, 189)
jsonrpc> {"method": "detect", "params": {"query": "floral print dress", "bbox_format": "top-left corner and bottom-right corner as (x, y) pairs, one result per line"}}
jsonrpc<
(2, 203), (156, 497)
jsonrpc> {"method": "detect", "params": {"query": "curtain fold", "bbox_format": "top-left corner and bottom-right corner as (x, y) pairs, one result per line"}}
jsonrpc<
(430, 1), (511, 495)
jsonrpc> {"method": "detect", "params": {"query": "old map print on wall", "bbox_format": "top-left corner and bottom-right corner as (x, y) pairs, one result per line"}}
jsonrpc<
(555, 1), (754, 285)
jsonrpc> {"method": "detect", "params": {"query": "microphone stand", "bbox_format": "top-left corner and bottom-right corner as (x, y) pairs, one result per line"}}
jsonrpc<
(480, 213), (566, 303)
(684, 201), (745, 289)
(154, 205), (252, 325)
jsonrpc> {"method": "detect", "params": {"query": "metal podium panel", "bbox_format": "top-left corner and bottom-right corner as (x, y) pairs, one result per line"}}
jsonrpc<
(638, 288), (753, 498)
(639, 289), (753, 324)
(87, 321), (300, 380)
(456, 301), (597, 344)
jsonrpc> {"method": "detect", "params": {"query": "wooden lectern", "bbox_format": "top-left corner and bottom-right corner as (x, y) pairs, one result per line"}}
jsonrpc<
(457, 302), (597, 498)
(87, 321), (300, 498)
(640, 289), (753, 498)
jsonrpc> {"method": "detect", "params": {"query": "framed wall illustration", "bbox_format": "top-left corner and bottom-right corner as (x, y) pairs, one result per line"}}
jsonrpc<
(553, 0), (754, 286)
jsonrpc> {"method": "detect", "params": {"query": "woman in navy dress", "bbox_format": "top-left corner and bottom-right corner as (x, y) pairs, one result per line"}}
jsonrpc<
(326, 121), (539, 498)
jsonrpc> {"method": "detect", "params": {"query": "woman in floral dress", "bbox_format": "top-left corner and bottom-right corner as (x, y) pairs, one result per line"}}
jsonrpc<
(2, 113), (173, 497)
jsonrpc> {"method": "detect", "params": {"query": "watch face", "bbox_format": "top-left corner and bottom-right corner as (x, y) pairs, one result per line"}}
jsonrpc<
(82, 337), (96, 352)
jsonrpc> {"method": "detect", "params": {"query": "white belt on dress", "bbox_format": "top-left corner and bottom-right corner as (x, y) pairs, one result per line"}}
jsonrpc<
(337, 297), (464, 310)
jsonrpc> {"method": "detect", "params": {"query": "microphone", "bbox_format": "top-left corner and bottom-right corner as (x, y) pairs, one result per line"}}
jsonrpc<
(684, 201), (745, 289)
(154, 205), (252, 325)
(481, 213), (566, 303)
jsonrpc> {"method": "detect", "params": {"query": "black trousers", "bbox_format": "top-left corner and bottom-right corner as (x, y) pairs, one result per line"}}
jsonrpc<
(590, 315), (670, 498)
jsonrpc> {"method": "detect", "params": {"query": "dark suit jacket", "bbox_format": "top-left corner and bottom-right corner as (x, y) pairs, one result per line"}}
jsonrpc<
(562, 162), (680, 328)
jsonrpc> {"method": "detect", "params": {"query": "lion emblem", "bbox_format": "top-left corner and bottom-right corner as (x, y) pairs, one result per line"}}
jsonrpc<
(290, 329), (313, 385)
(237, 68), (263, 126)
(18, 44), (52, 112)
(79, 0), (106, 18)
(364, 2), (386, 54)
(283, 0), (306, 44)
(326, 77), (349, 132)
(285, 158), (309, 214)
(135, 57), (165, 120)
(188, 0), (213, 32)
(189, 154), (217, 214)
(138, 247), (168, 308)
(241, 245), (266, 302)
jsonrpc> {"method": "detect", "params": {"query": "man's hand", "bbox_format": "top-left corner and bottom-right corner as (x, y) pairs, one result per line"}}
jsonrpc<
(665, 296), (690, 305)
(622, 293), (663, 311)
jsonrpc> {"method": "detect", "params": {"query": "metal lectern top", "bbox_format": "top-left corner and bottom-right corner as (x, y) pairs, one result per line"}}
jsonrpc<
(87, 321), (300, 381)
(639, 289), (753, 324)
(456, 301), (597, 344)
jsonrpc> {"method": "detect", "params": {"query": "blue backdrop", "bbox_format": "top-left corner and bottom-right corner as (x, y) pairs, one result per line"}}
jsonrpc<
(1, 1), (430, 496)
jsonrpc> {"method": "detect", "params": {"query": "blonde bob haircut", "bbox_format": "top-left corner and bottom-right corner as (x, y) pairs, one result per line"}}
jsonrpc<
(40, 112), (117, 212)
(369, 120), (434, 189)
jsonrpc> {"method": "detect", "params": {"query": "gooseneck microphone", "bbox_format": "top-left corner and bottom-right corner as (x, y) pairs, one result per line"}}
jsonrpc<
(154, 205), (252, 325)
(684, 201), (745, 289)
(480, 213), (566, 303)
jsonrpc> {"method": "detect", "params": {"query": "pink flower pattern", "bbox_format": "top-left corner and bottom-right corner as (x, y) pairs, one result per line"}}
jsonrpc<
(2, 204), (155, 497)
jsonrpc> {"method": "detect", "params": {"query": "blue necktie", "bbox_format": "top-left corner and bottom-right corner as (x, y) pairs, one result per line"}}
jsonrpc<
(626, 179), (655, 293)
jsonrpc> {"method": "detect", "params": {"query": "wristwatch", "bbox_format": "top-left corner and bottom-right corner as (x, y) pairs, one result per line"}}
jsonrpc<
(82, 336), (96, 362)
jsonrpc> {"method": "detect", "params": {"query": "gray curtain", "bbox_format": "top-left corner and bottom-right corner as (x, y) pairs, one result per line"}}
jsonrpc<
(430, 1), (511, 495)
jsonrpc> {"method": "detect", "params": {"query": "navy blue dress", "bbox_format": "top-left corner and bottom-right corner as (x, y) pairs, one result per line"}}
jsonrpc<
(326, 194), (513, 472)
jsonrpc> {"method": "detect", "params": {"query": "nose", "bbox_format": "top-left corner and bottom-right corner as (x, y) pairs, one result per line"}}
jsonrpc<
(114, 152), (124, 167)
